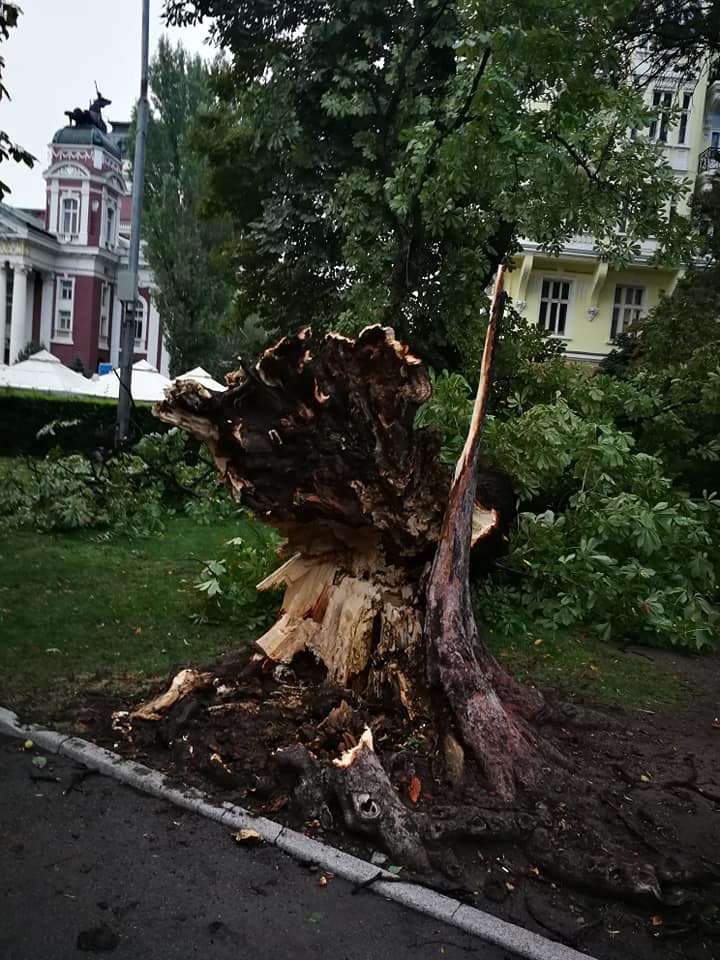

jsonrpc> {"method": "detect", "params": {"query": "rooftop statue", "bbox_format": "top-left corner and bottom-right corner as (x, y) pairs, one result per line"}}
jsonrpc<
(64, 85), (111, 134)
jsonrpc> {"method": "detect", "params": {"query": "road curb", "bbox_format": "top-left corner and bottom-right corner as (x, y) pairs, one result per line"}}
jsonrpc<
(1, 706), (596, 960)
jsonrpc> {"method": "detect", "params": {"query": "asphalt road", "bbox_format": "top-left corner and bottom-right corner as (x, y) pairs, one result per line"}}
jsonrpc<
(0, 735), (516, 960)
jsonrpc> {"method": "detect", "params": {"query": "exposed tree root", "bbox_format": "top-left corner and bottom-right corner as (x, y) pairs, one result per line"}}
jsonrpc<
(277, 728), (432, 872)
(120, 656), (720, 919)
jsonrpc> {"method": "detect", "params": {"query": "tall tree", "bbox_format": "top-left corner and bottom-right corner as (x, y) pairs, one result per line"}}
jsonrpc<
(138, 37), (234, 376)
(165, 0), (693, 372)
(602, 180), (720, 372)
(0, 3), (35, 199)
(617, 0), (720, 81)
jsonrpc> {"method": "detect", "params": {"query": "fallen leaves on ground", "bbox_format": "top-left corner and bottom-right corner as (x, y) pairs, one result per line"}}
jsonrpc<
(230, 829), (263, 845)
(408, 776), (422, 804)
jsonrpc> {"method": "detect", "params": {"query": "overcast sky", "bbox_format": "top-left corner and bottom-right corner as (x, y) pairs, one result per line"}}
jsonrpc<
(3, 0), (210, 207)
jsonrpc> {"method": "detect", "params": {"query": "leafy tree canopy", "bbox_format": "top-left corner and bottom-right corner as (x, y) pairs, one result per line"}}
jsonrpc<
(617, 0), (720, 79)
(601, 181), (720, 373)
(164, 0), (695, 372)
(134, 37), (236, 377)
(0, 3), (35, 200)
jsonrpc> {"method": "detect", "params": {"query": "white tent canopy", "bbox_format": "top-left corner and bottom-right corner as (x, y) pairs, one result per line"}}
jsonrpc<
(0, 349), (95, 395)
(92, 359), (171, 403)
(174, 365), (226, 392)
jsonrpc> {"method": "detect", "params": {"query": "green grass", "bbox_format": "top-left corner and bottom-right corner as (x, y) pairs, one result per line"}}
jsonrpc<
(0, 516), (260, 711)
(487, 629), (681, 709)
(0, 505), (681, 715)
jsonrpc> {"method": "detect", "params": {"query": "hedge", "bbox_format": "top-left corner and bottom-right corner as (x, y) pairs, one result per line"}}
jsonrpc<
(0, 389), (164, 456)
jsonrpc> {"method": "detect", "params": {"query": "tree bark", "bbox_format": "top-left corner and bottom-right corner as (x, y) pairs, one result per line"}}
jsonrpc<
(424, 267), (544, 800)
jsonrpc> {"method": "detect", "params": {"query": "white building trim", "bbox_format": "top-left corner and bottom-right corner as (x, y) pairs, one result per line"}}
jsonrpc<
(147, 296), (160, 366)
(40, 272), (53, 346)
(0, 265), (7, 362)
(110, 290), (121, 366)
(9, 264), (30, 364)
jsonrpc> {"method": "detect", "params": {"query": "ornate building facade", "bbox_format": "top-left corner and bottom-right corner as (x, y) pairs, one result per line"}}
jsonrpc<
(0, 96), (168, 374)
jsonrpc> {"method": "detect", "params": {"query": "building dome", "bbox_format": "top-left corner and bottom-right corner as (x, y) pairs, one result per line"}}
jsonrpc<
(51, 124), (121, 159)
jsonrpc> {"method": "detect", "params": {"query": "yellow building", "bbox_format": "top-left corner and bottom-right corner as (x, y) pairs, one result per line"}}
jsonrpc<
(506, 65), (720, 362)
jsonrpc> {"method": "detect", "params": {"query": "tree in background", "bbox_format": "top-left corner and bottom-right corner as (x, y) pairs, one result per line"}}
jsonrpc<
(0, 3), (35, 199)
(635, 182), (720, 368)
(618, 0), (720, 77)
(137, 37), (235, 377)
(15, 341), (46, 363)
(165, 0), (694, 374)
(599, 180), (720, 377)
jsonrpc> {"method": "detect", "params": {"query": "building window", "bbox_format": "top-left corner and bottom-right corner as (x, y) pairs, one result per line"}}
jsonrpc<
(648, 90), (672, 143)
(105, 205), (116, 247)
(99, 283), (110, 346)
(60, 196), (80, 236)
(538, 278), (571, 337)
(53, 278), (74, 341)
(611, 285), (644, 341)
(677, 92), (692, 145)
(133, 297), (147, 349)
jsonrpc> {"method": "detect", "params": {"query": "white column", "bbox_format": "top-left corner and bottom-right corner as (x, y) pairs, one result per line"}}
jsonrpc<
(147, 296), (160, 366)
(9, 265), (28, 364)
(100, 186), (108, 248)
(26, 273), (35, 344)
(0, 265), (7, 364)
(109, 291), (121, 366)
(79, 180), (90, 244)
(159, 334), (170, 377)
(40, 273), (54, 346)
(49, 181), (59, 233)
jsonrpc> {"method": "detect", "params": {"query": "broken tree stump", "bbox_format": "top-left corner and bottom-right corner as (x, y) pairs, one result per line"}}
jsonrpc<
(152, 273), (549, 800)
(123, 274), (720, 909)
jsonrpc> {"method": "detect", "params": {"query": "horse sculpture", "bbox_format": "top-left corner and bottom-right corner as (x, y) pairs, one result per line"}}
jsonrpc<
(64, 86), (112, 133)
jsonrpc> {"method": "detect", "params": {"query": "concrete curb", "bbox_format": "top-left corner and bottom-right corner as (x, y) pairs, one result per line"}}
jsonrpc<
(0, 706), (596, 960)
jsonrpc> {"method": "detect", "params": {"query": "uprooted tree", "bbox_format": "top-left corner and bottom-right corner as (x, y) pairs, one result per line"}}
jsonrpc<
(128, 279), (720, 908)
(133, 272), (575, 870)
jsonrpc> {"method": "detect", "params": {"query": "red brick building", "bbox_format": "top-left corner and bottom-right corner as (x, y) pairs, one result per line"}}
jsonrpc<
(0, 105), (168, 374)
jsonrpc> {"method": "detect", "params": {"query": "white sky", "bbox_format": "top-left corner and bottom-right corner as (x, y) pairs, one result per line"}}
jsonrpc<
(2, 0), (210, 207)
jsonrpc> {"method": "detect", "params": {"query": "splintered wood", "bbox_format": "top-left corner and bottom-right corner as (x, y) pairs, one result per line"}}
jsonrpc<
(255, 554), (377, 684)
(130, 668), (213, 721)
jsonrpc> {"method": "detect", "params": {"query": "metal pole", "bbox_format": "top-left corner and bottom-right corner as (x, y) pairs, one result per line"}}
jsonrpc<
(115, 0), (150, 447)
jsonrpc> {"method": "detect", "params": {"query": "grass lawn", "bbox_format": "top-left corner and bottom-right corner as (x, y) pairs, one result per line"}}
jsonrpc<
(0, 511), (680, 714)
(486, 629), (681, 709)
(0, 515), (258, 711)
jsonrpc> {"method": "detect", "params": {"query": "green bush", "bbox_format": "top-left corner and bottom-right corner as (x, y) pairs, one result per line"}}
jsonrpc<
(0, 431), (237, 537)
(417, 350), (720, 651)
(480, 405), (719, 650)
(0, 389), (162, 456)
(193, 523), (285, 633)
(0, 454), (165, 536)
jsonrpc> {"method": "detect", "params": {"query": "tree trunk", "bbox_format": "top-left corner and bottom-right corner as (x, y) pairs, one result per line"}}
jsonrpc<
(424, 267), (544, 800)
(153, 281), (544, 801)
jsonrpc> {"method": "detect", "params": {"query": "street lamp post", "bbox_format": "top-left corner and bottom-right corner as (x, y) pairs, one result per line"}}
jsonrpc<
(115, 0), (150, 447)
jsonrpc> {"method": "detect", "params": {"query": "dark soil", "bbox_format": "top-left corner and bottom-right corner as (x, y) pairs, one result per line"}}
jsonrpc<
(25, 645), (720, 960)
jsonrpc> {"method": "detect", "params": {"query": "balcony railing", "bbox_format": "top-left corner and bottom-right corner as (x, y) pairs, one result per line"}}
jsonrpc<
(698, 147), (720, 175)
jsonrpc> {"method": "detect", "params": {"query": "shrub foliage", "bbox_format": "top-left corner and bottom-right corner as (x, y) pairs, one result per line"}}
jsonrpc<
(417, 351), (720, 651)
